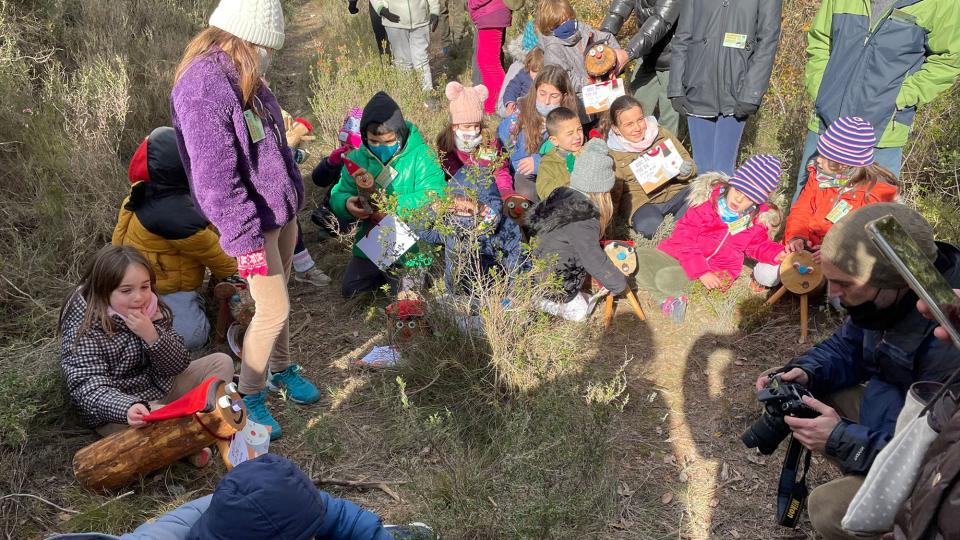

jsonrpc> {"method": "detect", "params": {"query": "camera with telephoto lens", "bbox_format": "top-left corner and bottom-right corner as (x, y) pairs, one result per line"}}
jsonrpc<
(741, 374), (819, 455)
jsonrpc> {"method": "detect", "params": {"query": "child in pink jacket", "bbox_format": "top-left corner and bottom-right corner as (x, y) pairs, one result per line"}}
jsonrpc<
(635, 155), (787, 322)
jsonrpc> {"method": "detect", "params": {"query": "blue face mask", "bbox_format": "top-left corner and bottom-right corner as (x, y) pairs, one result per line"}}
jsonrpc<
(536, 102), (560, 117)
(370, 142), (400, 163)
(553, 19), (579, 40)
(717, 196), (741, 223)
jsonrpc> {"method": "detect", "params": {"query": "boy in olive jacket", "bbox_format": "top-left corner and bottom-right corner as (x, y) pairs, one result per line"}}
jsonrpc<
(330, 92), (446, 297)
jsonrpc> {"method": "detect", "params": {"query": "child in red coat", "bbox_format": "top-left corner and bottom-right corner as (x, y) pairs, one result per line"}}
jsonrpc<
(636, 155), (787, 322)
(753, 117), (897, 287)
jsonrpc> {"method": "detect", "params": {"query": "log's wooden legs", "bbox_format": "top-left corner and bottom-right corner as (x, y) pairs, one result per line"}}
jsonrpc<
(799, 293), (809, 344)
(603, 294), (615, 327)
(765, 285), (789, 306)
(213, 282), (237, 344)
(624, 289), (646, 321)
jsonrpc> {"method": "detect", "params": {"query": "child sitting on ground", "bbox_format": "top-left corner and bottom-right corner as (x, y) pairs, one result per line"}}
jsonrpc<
(602, 95), (696, 237)
(535, 106), (585, 200)
(528, 138), (628, 321)
(330, 91), (446, 298)
(752, 117), (897, 287)
(49, 454), (435, 540)
(436, 82), (512, 194)
(112, 127), (238, 350)
(497, 66), (580, 203)
(501, 47), (544, 118)
(59, 245), (234, 444)
(312, 107), (363, 237)
(635, 156), (787, 322)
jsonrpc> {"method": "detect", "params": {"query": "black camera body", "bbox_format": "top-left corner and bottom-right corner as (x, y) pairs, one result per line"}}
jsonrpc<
(742, 374), (819, 455)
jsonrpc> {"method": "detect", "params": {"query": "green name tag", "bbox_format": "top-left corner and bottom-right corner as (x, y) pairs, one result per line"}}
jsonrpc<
(722, 32), (747, 49)
(243, 110), (266, 144)
(727, 214), (751, 235)
(825, 199), (852, 223)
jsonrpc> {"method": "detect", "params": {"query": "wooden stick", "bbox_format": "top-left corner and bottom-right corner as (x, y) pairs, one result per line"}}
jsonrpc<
(603, 294), (615, 327)
(799, 293), (809, 344)
(313, 478), (407, 501)
(625, 289), (646, 321)
(765, 285), (789, 306)
(0, 493), (78, 514)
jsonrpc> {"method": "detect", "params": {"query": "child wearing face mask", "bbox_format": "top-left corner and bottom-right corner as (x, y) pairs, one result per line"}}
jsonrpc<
(602, 95), (696, 237)
(436, 82), (512, 194)
(535, 106), (585, 200)
(535, 0), (626, 94)
(753, 117), (898, 289)
(497, 65), (580, 203)
(59, 245), (234, 448)
(330, 91), (446, 298)
(635, 156), (788, 322)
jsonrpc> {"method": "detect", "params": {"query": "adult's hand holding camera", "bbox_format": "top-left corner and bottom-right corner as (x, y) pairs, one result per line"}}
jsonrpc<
(783, 395), (840, 453)
(754, 367), (809, 391)
(917, 290), (960, 342)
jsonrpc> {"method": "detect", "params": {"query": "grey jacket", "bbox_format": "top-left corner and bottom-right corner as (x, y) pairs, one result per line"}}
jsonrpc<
(539, 23), (620, 92)
(667, 0), (783, 117)
(600, 0), (683, 72)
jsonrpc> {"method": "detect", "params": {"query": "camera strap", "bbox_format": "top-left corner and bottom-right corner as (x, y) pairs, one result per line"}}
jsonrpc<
(777, 435), (811, 528)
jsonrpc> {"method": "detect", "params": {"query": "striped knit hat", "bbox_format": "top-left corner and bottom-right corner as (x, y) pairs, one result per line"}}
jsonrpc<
(729, 154), (782, 204)
(817, 116), (876, 167)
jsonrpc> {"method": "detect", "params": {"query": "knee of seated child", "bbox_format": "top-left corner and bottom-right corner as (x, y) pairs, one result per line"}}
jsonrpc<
(752, 263), (781, 288)
(631, 208), (663, 239)
(207, 352), (235, 383)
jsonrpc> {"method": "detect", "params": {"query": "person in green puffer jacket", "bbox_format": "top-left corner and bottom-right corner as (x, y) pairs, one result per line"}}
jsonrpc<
(330, 91), (446, 298)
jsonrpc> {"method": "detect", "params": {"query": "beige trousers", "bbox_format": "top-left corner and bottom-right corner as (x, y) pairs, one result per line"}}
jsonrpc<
(95, 352), (235, 436)
(238, 221), (297, 395)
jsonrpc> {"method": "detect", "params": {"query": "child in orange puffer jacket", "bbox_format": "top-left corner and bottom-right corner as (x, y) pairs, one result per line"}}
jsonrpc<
(752, 117), (897, 288)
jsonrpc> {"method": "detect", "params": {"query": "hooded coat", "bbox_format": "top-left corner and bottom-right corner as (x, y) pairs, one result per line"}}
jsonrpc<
(657, 174), (783, 281)
(112, 127), (237, 295)
(539, 23), (620, 92)
(527, 187), (628, 302)
(329, 92), (446, 261)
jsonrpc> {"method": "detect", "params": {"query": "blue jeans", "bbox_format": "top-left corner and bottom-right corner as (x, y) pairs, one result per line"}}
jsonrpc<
(686, 115), (746, 176)
(792, 129), (903, 203)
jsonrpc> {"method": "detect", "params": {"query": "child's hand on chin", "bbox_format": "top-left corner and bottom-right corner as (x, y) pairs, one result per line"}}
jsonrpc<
(126, 310), (159, 346)
(127, 403), (150, 428)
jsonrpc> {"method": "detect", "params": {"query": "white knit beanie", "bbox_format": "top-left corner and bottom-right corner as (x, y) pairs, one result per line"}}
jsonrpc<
(209, 0), (285, 50)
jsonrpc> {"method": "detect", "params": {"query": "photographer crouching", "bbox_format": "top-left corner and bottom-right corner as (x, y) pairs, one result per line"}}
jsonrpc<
(749, 203), (960, 540)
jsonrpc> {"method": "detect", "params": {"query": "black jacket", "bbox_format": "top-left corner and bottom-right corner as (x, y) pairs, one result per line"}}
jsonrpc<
(600, 0), (681, 72)
(788, 243), (960, 475)
(667, 0), (782, 117)
(527, 187), (628, 302)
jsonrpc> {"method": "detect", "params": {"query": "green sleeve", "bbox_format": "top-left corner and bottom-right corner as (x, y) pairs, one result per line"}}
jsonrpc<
(804, 0), (834, 101)
(395, 151), (445, 216)
(896, 2), (960, 109)
(329, 164), (359, 222)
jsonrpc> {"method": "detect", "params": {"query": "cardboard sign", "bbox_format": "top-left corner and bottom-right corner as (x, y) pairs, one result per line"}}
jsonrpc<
(356, 215), (419, 270)
(628, 138), (684, 194)
(582, 78), (626, 114)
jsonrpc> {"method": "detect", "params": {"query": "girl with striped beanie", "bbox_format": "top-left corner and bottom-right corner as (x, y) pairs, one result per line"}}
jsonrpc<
(753, 117), (899, 288)
(635, 154), (787, 322)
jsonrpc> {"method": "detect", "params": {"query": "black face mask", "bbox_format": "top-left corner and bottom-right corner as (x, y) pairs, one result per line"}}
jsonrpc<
(843, 288), (917, 331)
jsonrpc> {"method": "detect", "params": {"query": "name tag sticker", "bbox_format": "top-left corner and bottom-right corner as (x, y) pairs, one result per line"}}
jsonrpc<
(826, 199), (853, 223)
(722, 33), (748, 49)
(243, 110), (266, 144)
(728, 214), (751, 235)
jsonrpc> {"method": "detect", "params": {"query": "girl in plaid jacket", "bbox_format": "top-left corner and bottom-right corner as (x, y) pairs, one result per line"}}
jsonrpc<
(59, 245), (233, 441)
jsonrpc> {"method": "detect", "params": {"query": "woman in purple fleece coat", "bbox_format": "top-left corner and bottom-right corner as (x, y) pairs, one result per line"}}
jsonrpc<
(169, 0), (320, 439)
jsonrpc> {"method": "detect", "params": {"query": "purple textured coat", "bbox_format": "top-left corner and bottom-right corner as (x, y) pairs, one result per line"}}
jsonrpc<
(170, 50), (304, 257)
(468, 0), (511, 29)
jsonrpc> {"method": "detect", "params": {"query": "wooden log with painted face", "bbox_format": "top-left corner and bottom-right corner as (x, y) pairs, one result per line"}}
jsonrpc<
(72, 379), (246, 492)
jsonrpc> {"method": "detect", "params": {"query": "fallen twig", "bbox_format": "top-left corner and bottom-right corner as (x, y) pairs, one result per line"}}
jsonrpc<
(312, 477), (407, 501)
(0, 493), (78, 515)
(290, 314), (313, 340)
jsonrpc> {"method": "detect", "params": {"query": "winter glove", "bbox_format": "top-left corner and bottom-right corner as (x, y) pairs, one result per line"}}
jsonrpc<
(733, 101), (759, 120)
(430, 14), (439, 32)
(379, 7), (401, 23)
(348, 0), (359, 14)
(678, 160), (694, 178)
(328, 145), (351, 167)
(237, 249), (269, 279)
(670, 96), (691, 116)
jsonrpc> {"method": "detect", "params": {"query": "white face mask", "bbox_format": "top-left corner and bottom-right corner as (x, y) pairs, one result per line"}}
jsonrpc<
(454, 129), (482, 152)
(256, 46), (271, 75)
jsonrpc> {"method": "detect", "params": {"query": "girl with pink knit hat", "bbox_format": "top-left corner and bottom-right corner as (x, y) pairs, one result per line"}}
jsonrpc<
(436, 82), (513, 195)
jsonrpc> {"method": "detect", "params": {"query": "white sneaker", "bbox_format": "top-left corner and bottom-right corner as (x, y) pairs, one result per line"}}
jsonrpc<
(294, 268), (331, 287)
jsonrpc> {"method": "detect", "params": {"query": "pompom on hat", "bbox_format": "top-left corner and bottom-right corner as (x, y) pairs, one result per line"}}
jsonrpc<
(817, 116), (877, 168)
(209, 0), (285, 50)
(446, 82), (488, 125)
(729, 154), (782, 205)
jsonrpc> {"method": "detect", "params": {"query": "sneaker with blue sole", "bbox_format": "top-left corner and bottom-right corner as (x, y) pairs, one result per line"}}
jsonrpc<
(243, 390), (282, 441)
(267, 364), (321, 404)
